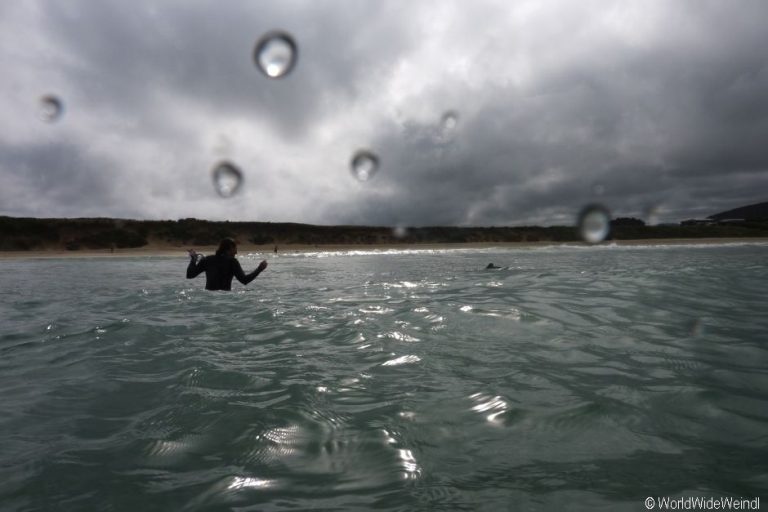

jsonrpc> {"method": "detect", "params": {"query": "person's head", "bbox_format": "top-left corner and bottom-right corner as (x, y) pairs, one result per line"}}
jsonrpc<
(216, 238), (238, 257)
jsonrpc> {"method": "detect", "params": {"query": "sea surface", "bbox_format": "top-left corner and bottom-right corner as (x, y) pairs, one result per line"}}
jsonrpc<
(1, 244), (767, 511)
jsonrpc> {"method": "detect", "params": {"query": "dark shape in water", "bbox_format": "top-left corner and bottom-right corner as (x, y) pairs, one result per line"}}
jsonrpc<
(254, 31), (298, 79)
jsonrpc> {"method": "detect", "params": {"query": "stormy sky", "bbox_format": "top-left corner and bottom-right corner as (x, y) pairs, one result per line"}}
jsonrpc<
(1, 0), (767, 226)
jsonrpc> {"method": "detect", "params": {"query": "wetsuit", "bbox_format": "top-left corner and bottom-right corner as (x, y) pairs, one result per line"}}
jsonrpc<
(186, 254), (263, 291)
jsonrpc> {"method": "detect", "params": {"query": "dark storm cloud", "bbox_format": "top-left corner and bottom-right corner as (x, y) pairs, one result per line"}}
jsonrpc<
(39, 1), (418, 141)
(1, 1), (767, 225)
(0, 140), (125, 217)
(321, 1), (768, 226)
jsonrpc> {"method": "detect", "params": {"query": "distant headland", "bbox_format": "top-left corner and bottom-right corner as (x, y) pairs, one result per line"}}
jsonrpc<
(1, 201), (767, 252)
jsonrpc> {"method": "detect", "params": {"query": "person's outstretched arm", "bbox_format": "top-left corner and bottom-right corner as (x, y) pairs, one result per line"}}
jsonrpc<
(186, 250), (207, 278)
(234, 259), (268, 285)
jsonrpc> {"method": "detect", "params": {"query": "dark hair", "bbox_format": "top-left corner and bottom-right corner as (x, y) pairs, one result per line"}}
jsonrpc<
(216, 238), (237, 256)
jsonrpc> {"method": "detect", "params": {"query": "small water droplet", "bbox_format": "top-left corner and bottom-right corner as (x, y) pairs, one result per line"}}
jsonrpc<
(351, 150), (379, 182)
(592, 184), (605, 196)
(254, 31), (298, 78)
(212, 161), (243, 198)
(577, 204), (611, 243)
(441, 111), (458, 132)
(39, 95), (63, 122)
(645, 205), (663, 226)
(393, 225), (408, 238)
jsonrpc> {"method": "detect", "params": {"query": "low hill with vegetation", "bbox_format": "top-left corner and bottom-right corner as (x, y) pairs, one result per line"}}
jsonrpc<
(708, 201), (768, 221)
(1, 216), (768, 252)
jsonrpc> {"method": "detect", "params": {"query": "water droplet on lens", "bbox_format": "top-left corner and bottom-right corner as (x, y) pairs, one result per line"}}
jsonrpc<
(212, 161), (243, 198)
(393, 225), (408, 238)
(254, 31), (297, 78)
(351, 150), (379, 182)
(592, 184), (605, 196)
(645, 205), (662, 226)
(39, 95), (63, 122)
(577, 204), (611, 243)
(441, 111), (458, 131)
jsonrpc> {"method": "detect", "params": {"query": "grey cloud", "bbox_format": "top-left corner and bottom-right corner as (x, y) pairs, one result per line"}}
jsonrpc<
(40, 1), (420, 141)
(330, 2), (768, 225)
(0, 140), (130, 217)
(1, 0), (767, 226)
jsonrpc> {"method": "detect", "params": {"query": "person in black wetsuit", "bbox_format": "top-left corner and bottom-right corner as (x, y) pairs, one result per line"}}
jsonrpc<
(186, 238), (268, 291)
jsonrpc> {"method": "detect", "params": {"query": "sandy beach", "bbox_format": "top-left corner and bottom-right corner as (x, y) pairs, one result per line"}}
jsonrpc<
(1, 238), (766, 259)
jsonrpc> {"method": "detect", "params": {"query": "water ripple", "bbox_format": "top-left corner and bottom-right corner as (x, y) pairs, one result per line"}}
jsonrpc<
(1, 246), (767, 509)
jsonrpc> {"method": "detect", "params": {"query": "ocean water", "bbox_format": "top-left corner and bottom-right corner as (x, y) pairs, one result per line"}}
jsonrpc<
(1, 244), (767, 511)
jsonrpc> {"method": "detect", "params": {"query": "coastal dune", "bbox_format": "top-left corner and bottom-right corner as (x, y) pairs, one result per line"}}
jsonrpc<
(2, 215), (768, 258)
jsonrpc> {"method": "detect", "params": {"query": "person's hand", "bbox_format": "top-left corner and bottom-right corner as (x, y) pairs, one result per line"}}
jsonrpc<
(257, 260), (268, 272)
(188, 249), (198, 259)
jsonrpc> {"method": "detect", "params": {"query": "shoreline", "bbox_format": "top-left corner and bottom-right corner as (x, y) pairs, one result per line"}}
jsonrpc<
(1, 238), (766, 259)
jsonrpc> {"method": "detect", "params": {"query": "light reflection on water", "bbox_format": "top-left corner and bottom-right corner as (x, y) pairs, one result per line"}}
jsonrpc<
(0, 244), (767, 510)
(227, 476), (275, 490)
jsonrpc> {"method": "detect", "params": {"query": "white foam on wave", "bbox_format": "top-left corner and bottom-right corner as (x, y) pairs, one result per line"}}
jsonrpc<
(378, 331), (420, 342)
(228, 476), (275, 490)
(242, 241), (765, 260)
(528, 241), (768, 252)
(244, 247), (501, 259)
(469, 392), (510, 423)
(459, 305), (522, 320)
(381, 355), (421, 366)
(359, 306), (394, 315)
(398, 448), (422, 479)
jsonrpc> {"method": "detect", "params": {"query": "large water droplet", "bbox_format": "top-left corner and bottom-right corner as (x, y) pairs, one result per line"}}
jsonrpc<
(39, 95), (63, 122)
(393, 225), (408, 239)
(441, 111), (458, 132)
(212, 162), (243, 198)
(577, 204), (611, 243)
(351, 150), (379, 182)
(254, 31), (297, 78)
